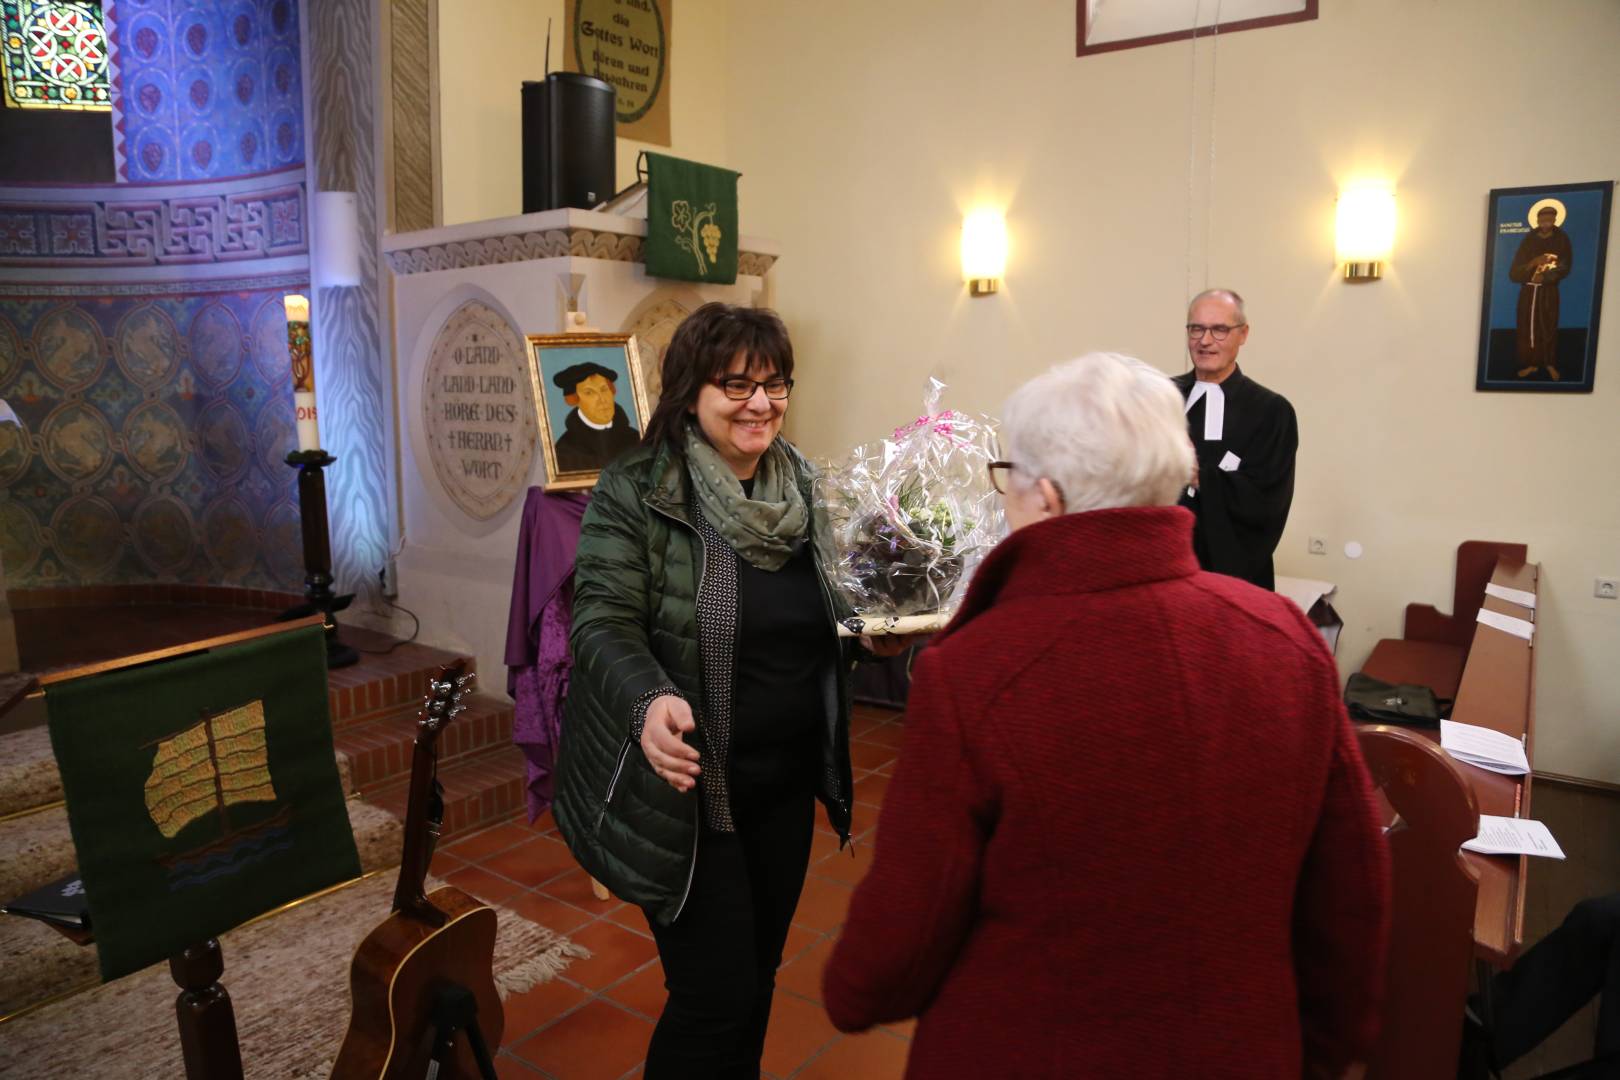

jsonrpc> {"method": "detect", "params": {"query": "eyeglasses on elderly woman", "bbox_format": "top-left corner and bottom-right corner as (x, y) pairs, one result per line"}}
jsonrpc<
(987, 460), (1066, 504)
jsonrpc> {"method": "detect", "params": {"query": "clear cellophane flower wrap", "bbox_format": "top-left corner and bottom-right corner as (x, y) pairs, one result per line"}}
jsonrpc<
(814, 379), (1005, 636)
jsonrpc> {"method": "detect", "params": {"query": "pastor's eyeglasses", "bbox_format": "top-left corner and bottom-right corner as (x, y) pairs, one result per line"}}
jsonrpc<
(1186, 323), (1245, 342)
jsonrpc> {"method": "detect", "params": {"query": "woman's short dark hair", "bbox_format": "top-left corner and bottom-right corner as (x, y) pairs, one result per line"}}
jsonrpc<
(642, 302), (795, 449)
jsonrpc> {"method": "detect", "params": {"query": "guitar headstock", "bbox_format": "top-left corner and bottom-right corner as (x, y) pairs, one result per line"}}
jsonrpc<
(419, 661), (474, 738)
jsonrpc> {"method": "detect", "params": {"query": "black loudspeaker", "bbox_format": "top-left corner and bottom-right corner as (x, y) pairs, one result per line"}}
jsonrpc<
(521, 73), (616, 213)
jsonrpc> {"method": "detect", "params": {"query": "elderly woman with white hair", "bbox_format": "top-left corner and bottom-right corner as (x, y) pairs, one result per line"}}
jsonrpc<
(821, 353), (1391, 1079)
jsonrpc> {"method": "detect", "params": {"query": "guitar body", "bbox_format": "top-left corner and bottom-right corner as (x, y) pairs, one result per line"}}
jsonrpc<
(330, 886), (504, 1079)
(330, 664), (502, 1080)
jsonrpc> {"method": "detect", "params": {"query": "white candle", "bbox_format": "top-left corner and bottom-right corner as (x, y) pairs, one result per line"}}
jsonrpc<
(283, 294), (319, 451)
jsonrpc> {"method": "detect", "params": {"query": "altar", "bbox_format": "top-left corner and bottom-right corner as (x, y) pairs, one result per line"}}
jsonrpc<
(382, 208), (781, 680)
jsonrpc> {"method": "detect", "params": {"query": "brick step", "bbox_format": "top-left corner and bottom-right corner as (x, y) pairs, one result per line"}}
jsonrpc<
(335, 692), (515, 791)
(363, 743), (528, 841)
(325, 639), (478, 727)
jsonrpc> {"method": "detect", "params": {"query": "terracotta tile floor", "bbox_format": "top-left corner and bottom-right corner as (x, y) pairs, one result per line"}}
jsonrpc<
(436, 707), (912, 1080)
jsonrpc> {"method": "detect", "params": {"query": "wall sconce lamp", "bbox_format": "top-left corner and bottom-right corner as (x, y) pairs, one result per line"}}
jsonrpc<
(1335, 186), (1396, 281)
(961, 209), (1007, 296)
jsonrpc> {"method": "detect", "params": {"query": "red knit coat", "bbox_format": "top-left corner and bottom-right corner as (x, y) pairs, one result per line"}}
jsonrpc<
(823, 507), (1390, 1078)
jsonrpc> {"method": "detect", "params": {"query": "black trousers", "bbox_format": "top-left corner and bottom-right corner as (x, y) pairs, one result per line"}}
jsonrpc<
(642, 787), (815, 1080)
(1490, 893), (1620, 1068)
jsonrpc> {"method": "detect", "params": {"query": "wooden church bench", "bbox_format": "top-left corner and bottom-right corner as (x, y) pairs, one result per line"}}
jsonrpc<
(1360, 540), (1527, 699)
(1357, 550), (1539, 1078)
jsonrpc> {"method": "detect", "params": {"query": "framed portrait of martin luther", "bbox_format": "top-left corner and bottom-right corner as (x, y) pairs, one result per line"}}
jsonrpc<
(1476, 181), (1613, 393)
(527, 333), (652, 489)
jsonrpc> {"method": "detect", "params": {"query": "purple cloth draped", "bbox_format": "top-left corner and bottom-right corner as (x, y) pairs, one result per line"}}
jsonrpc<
(504, 488), (591, 821)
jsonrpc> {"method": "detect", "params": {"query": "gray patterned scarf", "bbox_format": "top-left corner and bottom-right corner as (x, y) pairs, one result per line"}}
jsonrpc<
(683, 421), (808, 571)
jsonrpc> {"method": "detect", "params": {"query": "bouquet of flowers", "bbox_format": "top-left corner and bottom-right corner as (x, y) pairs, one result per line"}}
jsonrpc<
(814, 379), (1004, 635)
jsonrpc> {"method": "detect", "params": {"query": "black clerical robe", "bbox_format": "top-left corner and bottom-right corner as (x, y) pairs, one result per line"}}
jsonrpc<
(1172, 366), (1297, 591)
(554, 406), (641, 473)
(1508, 226), (1573, 371)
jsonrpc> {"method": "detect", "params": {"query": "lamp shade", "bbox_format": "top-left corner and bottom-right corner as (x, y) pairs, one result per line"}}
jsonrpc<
(961, 209), (1007, 294)
(1335, 187), (1396, 278)
(313, 190), (362, 287)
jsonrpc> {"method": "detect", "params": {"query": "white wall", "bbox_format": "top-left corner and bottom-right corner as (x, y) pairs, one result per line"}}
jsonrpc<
(724, 0), (1620, 781)
(437, 0), (732, 226)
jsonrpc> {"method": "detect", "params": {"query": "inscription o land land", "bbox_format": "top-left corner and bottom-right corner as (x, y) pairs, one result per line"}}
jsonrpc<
(422, 301), (537, 520)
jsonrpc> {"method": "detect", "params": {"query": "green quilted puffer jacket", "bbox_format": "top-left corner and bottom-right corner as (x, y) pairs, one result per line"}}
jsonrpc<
(552, 439), (856, 926)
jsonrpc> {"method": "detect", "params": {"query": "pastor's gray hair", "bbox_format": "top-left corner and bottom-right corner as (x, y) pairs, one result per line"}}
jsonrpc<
(1188, 287), (1246, 323)
(1000, 352), (1195, 513)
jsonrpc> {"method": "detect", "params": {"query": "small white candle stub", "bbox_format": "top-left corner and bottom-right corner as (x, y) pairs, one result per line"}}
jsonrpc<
(283, 293), (319, 451)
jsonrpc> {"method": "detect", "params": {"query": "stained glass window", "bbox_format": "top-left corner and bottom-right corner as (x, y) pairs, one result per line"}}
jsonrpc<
(1, 1), (111, 111)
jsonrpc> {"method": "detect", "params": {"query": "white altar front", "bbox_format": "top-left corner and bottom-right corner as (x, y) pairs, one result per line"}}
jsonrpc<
(382, 208), (781, 679)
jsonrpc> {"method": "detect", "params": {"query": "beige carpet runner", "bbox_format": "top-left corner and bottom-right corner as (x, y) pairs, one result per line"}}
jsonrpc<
(0, 871), (587, 1078)
(0, 797), (405, 1018)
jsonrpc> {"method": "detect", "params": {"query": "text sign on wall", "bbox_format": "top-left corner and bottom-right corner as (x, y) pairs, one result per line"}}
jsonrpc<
(421, 301), (537, 520)
(565, 0), (671, 147)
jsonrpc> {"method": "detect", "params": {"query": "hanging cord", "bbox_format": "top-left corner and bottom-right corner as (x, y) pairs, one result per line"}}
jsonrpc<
(1183, 0), (1202, 309)
(1204, 0), (1224, 288)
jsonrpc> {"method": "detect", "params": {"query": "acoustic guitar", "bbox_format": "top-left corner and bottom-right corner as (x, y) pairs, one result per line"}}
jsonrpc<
(331, 662), (505, 1079)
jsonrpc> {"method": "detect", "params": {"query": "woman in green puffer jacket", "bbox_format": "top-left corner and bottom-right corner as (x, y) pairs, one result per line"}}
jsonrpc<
(553, 302), (857, 1079)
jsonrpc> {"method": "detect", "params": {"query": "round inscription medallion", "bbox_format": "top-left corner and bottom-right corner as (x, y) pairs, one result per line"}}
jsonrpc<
(42, 401), (114, 485)
(115, 304), (181, 389)
(572, 0), (666, 124)
(51, 495), (123, 574)
(189, 301), (245, 387)
(0, 500), (44, 576)
(196, 400), (250, 479)
(249, 295), (290, 383)
(420, 300), (537, 520)
(0, 414), (32, 487)
(132, 493), (196, 573)
(0, 316), (21, 388)
(202, 496), (258, 577)
(33, 306), (106, 391)
(123, 399), (190, 482)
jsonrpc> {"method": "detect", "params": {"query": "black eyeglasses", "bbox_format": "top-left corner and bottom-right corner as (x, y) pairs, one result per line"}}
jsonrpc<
(1186, 323), (1246, 342)
(714, 376), (794, 401)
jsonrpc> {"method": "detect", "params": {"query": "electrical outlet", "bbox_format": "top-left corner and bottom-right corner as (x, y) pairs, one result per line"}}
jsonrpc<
(1307, 536), (1327, 555)
(1597, 578), (1619, 600)
(380, 557), (400, 600)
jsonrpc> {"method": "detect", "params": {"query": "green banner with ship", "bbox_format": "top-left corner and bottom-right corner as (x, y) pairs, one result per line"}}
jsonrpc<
(46, 625), (360, 980)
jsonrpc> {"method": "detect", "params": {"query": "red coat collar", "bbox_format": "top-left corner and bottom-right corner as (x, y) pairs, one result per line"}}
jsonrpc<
(936, 506), (1200, 644)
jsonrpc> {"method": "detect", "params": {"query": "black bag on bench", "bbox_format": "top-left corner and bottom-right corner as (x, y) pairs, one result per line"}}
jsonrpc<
(1343, 672), (1452, 727)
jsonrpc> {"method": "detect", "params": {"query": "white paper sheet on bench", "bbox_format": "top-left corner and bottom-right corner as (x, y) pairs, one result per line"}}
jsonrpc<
(1485, 582), (1537, 610)
(1477, 607), (1534, 641)
(1441, 719), (1530, 775)
(1462, 816), (1565, 860)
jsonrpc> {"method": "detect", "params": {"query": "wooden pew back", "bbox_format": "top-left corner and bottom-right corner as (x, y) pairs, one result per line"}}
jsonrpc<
(1403, 541), (1529, 648)
(1358, 724), (1482, 1080)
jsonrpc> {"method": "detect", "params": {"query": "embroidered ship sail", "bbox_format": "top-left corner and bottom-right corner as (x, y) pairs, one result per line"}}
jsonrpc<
(145, 702), (277, 839)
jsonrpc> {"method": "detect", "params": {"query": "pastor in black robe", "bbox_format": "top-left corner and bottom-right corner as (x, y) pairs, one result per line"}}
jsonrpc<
(1508, 225), (1574, 374)
(554, 405), (641, 473)
(1172, 366), (1298, 591)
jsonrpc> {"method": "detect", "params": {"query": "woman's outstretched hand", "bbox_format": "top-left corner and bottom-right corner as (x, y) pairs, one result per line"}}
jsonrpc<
(642, 694), (701, 792)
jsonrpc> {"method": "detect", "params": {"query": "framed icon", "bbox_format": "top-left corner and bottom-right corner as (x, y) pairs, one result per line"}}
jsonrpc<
(1476, 181), (1613, 393)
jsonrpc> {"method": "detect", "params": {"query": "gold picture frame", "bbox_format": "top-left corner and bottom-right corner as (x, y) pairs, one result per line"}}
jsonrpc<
(526, 333), (652, 491)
